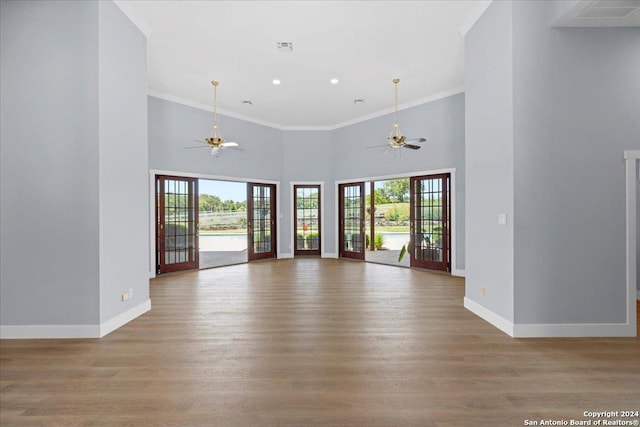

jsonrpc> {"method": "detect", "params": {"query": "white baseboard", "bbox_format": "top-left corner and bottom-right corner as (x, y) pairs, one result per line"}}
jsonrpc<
(464, 296), (637, 338)
(463, 297), (514, 336)
(0, 324), (100, 339)
(278, 252), (294, 259)
(451, 269), (466, 277)
(513, 322), (636, 338)
(99, 299), (151, 337)
(0, 299), (151, 339)
(322, 252), (338, 258)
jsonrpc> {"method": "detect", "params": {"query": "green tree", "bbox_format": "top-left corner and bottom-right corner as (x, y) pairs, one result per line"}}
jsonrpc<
(381, 179), (409, 202)
(296, 191), (318, 209)
(199, 194), (223, 212)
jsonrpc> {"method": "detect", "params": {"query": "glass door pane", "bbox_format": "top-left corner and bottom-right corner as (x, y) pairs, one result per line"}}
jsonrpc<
(410, 174), (450, 271)
(248, 183), (277, 261)
(156, 175), (199, 274)
(294, 185), (321, 256)
(339, 182), (365, 260)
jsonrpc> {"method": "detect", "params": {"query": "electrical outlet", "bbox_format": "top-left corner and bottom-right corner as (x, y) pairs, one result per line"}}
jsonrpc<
(480, 287), (486, 297)
(128, 288), (134, 299)
(121, 292), (129, 302)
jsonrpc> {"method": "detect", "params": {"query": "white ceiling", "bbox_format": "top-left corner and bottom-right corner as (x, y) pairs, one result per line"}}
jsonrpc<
(115, 0), (491, 130)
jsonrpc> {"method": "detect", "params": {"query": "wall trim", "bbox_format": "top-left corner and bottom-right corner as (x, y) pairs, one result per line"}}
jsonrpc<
(99, 299), (151, 338)
(451, 269), (466, 277)
(1, 324), (100, 340)
(278, 253), (294, 259)
(463, 297), (514, 337)
(512, 322), (637, 338)
(624, 150), (638, 335)
(0, 299), (151, 339)
(148, 89), (464, 132)
(464, 296), (637, 338)
(322, 252), (338, 259)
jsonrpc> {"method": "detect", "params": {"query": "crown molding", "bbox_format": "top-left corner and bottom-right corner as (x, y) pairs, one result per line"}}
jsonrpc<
(148, 87), (464, 132)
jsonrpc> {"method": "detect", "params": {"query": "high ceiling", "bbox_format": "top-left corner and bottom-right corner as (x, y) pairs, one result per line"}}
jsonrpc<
(115, 0), (491, 129)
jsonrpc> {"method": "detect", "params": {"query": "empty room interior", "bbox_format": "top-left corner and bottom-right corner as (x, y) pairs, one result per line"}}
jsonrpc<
(1, 0), (639, 425)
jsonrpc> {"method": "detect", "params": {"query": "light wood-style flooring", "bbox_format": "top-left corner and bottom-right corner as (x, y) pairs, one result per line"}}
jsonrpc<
(1, 259), (639, 426)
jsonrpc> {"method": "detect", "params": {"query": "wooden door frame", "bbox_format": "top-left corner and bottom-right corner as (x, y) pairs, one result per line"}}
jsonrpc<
(409, 173), (450, 272)
(338, 182), (366, 260)
(293, 183), (322, 256)
(155, 175), (199, 274)
(248, 182), (277, 261)
(335, 169), (460, 274)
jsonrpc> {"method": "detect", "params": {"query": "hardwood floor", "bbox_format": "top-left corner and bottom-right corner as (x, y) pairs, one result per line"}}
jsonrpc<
(1, 259), (639, 426)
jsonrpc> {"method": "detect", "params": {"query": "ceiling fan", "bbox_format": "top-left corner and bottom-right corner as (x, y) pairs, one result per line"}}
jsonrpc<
(185, 80), (243, 157)
(369, 78), (426, 153)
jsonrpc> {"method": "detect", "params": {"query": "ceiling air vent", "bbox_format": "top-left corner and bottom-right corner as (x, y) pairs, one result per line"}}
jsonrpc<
(277, 41), (294, 51)
(353, 99), (365, 104)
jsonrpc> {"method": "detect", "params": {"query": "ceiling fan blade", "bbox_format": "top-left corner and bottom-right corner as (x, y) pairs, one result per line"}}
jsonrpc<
(225, 146), (244, 152)
(404, 144), (421, 150)
(405, 138), (426, 144)
(193, 139), (207, 144)
(185, 146), (210, 149)
(367, 144), (390, 149)
(222, 141), (239, 147)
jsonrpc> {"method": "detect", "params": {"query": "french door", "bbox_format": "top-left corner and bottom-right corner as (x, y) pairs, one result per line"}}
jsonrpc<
(339, 182), (365, 260)
(156, 175), (199, 274)
(410, 174), (450, 271)
(294, 185), (321, 256)
(248, 183), (277, 261)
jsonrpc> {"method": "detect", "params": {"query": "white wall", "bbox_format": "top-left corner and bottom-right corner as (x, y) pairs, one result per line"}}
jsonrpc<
(0, 0), (101, 327)
(98, 1), (149, 323)
(148, 96), (284, 181)
(0, 0), (149, 337)
(512, 1), (640, 325)
(281, 131), (334, 256)
(465, 0), (640, 335)
(464, 0), (515, 323)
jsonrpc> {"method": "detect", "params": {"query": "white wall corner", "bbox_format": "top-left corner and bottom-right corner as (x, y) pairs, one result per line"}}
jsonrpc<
(99, 299), (151, 338)
(463, 297), (514, 336)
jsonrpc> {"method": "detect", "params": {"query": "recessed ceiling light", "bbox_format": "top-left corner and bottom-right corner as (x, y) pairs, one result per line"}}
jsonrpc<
(272, 79), (281, 85)
(330, 78), (339, 85)
(354, 98), (365, 104)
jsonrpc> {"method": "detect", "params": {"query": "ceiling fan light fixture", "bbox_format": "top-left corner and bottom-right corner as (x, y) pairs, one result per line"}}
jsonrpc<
(364, 78), (425, 153)
(186, 80), (244, 158)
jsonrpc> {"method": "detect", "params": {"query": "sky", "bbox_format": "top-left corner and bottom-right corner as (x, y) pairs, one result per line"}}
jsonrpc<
(199, 179), (246, 202)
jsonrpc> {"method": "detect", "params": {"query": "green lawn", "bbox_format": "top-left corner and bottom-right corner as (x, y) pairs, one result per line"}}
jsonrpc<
(199, 229), (247, 235)
(374, 225), (409, 233)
